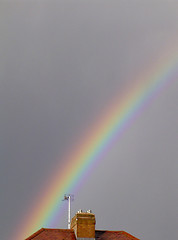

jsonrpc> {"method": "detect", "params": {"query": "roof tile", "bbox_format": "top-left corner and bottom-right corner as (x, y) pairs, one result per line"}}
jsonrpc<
(25, 228), (76, 240)
(26, 229), (140, 240)
(95, 230), (140, 240)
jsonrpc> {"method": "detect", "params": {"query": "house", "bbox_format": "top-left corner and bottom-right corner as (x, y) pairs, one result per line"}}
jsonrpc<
(26, 210), (140, 240)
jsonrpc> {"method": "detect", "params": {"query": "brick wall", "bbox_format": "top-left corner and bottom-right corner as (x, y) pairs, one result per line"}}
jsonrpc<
(71, 212), (96, 238)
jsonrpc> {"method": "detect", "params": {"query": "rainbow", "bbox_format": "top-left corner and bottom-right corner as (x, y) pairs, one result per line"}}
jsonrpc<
(14, 46), (177, 240)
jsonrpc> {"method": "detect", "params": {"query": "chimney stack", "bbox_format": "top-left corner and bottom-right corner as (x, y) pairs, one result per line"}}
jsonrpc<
(71, 210), (96, 239)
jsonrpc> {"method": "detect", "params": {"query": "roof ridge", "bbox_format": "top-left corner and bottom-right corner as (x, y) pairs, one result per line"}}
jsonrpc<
(95, 230), (140, 240)
(25, 228), (75, 239)
(96, 230), (126, 233)
(25, 228), (45, 240)
(121, 231), (140, 240)
(26, 228), (139, 239)
(43, 228), (74, 231)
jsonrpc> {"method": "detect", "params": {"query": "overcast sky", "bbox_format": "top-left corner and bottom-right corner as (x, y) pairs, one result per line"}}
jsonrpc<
(0, 1), (178, 240)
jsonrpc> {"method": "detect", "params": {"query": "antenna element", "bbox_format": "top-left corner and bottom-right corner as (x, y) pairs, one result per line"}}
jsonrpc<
(62, 194), (74, 229)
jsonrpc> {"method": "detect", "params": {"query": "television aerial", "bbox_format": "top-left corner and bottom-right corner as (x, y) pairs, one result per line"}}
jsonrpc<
(62, 194), (74, 229)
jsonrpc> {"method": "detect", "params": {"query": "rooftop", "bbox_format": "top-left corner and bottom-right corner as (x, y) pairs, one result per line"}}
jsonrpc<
(26, 228), (140, 240)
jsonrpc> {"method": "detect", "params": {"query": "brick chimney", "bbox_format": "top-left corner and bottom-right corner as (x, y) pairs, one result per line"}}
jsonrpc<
(70, 210), (96, 239)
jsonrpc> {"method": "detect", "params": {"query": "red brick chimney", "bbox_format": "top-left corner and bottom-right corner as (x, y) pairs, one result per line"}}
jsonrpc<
(70, 210), (96, 239)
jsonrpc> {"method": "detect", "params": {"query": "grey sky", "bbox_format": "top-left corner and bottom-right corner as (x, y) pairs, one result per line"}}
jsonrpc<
(0, 1), (177, 240)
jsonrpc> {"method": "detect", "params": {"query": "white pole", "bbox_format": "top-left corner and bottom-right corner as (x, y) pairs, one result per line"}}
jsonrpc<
(68, 195), (71, 229)
(63, 194), (73, 229)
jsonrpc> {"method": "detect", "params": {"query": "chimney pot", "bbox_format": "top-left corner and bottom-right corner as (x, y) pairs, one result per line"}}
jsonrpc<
(77, 209), (83, 213)
(87, 210), (92, 213)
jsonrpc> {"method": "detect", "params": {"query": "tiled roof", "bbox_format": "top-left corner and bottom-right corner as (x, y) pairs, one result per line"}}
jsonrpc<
(25, 228), (76, 240)
(26, 229), (139, 240)
(95, 230), (140, 240)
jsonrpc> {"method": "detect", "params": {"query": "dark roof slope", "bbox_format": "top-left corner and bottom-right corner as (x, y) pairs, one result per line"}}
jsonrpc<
(95, 230), (140, 240)
(25, 228), (76, 240)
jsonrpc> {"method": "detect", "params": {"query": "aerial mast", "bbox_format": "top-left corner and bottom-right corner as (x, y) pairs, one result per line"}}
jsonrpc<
(63, 194), (74, 229)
